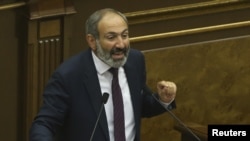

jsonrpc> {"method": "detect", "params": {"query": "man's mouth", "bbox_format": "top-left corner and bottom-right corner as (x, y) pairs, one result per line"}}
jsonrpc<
(111, 47), (127, 59)
(112, 52), (124, 59)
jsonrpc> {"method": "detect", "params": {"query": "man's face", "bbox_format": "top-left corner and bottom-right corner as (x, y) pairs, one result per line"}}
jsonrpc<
(94, 13), (130, 68)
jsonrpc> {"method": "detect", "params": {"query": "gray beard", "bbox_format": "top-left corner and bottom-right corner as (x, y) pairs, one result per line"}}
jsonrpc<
(95, 40), (129, 68)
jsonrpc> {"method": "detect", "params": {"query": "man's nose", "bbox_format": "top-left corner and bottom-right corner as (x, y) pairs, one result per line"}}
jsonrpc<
(115, 36), (126, 48)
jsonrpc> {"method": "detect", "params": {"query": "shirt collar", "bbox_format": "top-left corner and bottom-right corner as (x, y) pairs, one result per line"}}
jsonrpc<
(91, 51), (110, 75)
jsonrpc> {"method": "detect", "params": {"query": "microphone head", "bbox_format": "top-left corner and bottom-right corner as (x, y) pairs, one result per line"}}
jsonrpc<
(102, 93), (109, 104)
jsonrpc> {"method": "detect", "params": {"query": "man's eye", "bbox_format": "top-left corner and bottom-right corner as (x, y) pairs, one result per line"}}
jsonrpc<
(106, 35), (115, 40)
(122, 34), (128, 38)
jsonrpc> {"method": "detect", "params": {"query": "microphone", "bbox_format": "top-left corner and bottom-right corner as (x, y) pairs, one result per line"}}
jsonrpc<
(89, 92), (109, 141)
(152, 94), (201, 141)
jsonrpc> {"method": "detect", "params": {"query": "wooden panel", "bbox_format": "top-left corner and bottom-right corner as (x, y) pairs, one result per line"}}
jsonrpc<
(24, 17), (65, 141)
(29, 0), (76, 19)
(130, 20), (250, 50)
(130, 21), (250, 43)
(141, 35), (250, 141)
(174, 122), (207, 141)
(0, 7), (20, 141)
(0, 1), (25, 10)
(22, 1), (76, 140)
(126, 0), (250, 50)
(37, 38), (62, 106)
(39, 19), (61, 38)
(125, 0), (250, 25)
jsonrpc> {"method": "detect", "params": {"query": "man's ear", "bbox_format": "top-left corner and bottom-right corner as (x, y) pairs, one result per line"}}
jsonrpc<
(86, 34), (96, 51)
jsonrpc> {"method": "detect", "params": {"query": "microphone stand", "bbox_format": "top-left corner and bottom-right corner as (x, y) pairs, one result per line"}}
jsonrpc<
(89, 93), (109, 141)
(152, 94), (201, 141)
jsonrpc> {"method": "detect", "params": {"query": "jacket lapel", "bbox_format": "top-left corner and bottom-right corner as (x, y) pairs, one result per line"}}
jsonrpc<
(123, 52), (143, 141)
(82, 49), (110, 140)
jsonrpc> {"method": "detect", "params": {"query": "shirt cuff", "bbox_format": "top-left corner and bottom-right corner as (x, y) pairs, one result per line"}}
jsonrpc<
(159, 98), (175, 108)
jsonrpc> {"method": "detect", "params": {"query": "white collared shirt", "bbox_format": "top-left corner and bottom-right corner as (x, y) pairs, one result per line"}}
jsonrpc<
(92, 51), (136, 141)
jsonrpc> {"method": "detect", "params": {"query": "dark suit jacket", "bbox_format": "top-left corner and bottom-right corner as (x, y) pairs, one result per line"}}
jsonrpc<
(29, 48), (175, 141)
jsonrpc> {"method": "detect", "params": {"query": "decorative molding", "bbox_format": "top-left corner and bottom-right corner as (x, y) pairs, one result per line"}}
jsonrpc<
(0, 1), (76, 19)
(0, 1), (26, 10)
(130, 21), (250, 43)
(29, 0), (76, 20)
(125, 0), (250, 25)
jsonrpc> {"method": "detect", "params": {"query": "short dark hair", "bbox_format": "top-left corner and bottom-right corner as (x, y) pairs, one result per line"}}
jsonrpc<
(85, 8), (128, 39)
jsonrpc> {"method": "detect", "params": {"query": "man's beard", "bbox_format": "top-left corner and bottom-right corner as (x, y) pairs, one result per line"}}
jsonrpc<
(95, 40), (130, 68)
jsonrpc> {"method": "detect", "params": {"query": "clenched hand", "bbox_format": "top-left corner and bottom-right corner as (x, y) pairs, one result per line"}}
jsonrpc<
(157, 81), (177, 103)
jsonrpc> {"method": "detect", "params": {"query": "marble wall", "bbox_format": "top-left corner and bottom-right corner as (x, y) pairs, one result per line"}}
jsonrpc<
(140, 35), (250, 141)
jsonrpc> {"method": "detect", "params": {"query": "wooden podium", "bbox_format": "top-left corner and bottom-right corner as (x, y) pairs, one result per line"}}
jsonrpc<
(174, 122), (207, 141)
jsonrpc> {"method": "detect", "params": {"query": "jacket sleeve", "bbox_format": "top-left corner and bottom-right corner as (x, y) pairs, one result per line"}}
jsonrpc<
(141, 85), (176, 118)
(29, 71), (70, 141)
